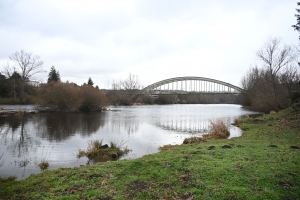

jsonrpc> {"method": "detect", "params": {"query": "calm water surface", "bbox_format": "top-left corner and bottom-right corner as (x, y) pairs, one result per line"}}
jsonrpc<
(0, 104), (260, 179)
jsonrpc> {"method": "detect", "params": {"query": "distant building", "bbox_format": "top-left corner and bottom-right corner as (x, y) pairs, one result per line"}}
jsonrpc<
(27, 81), (40, 87)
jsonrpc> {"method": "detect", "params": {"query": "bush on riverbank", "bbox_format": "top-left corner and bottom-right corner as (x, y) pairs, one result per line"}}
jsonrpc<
(79, 84), (109, 111)
(203, 119), (230, 139)
(183, 136), (206, 144)
(38, 82), (109, 112)
(37, 161), (49, 171)
(234, 117), (242, 125)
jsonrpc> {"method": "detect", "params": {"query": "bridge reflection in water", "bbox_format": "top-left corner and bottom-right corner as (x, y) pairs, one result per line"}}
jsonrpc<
(154, 117), (232, 135)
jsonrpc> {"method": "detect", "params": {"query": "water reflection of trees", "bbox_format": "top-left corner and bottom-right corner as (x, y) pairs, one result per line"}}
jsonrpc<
(34, 112), (106, 142)
(0, 114), (40, 157)
(154, 117), (232, 134)
(0, 112), (106, 149)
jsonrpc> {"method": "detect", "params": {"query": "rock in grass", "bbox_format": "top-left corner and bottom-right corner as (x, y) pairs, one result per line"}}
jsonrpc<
(222, 145), (232, 149)
(111, 153), (118, 158)
(100, 144), (109, 149)
(207, 146), (215, 150)
(290, 146), (299, 149)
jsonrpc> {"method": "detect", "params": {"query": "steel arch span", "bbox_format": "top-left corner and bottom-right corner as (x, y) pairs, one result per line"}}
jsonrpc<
(141, 76), (245, 95)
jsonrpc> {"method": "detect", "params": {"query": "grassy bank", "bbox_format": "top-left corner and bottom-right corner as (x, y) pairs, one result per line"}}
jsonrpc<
(0, 107), (299, 199)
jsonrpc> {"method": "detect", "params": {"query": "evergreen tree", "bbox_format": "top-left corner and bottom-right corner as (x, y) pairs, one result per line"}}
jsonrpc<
(292, 2), (300, 66)
(9, 72), (22, 100)
(88, 77), (94, 85)
(292, 2), (300, 40)
(48, 66), (61, 83)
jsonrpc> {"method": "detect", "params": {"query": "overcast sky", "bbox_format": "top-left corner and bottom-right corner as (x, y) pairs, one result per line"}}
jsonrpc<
(0, 0), (298, 88)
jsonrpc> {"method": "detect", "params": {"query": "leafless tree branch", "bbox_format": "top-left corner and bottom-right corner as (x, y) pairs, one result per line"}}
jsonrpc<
(9, 50), (44, 81)
(255, 38), (299, 109)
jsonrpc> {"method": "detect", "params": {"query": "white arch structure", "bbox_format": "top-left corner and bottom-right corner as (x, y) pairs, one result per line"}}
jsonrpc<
(141, 76), (245, 95)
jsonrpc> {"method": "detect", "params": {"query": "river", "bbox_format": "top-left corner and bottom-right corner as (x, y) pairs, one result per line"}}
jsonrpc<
(0, 104), (260, 180)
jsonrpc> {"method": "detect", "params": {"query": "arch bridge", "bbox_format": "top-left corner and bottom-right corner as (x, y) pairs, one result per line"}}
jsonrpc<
(140, 76), (245, 95)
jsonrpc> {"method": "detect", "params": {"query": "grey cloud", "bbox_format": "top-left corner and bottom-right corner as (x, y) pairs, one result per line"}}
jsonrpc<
(0, 0), (298, 89)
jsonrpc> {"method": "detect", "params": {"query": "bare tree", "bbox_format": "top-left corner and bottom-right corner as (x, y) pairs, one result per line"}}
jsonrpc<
(111, 79), (121, 90)
(9, 50), (44, 81)
(122, 73), (141, 96)
(107, 79), (123, 105)
(2, 63), (16, 78)
(106, 79), (110, 89)
(256, 38), (298, 109)
(2, 50), (44, 103)
(106, 74), (142, 105)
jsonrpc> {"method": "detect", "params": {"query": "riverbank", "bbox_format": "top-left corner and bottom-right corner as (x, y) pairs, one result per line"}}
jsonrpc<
(1, 106), (300, 199)
(0, 104), (38, 114)
(0, 104), (105, 114)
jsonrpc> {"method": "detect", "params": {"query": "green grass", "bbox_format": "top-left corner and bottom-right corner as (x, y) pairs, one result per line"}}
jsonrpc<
(0, 107), (300, 199)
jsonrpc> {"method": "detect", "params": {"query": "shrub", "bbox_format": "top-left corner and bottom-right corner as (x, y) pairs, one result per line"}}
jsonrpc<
(234, 118), (242, 125)
(37, 145), (53, 171)
(109, 140), (130, 157)
(38, 161), (49, 171)
(203, 119), (230, 139)
(183, 137), (206, 144)
(159, 144), (179, 151)
(134, 96), (143, 104)
(87, 139), (103, 151)
(78, 139), (130, 162)
(292, 102), (300, 110)
(15, 109), (24, 117)
(77, 149), (86, 158)
(244, 114), (249, 118)
(39, 82), (108, 112)
(0, 176), (16, 184)
(79, 85), (108, 111)
(39, 82), (82, 111)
